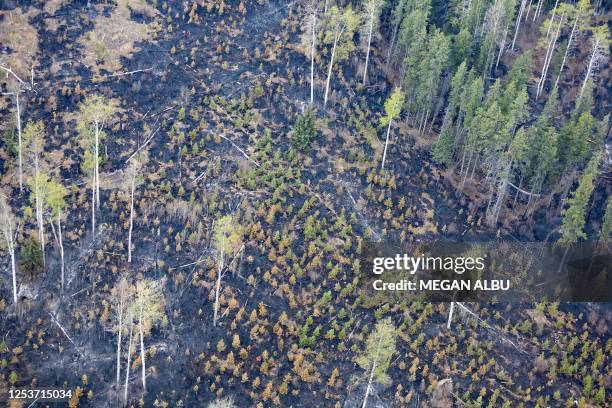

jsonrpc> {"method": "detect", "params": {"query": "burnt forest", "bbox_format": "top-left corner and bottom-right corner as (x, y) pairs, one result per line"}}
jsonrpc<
(0, 0), (610, 407)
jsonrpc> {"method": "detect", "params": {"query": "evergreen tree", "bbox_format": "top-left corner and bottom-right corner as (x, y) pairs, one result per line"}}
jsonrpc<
(292, 108), (316, 151)
(432, 61), (468, 164)
(357, 318), (397, 408)
(559, 151), (602, 246)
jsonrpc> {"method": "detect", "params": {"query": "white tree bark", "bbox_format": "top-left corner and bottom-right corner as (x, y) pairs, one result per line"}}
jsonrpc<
(116, 285), (125, 394)
(57, 209), (65, 289)
(213, 253), (224, 327)
(310, 10), (317, 106)
(362, 14), (374, 86)
(15, 91), (23, 191)
(0, 199), (17, 303)
(511, 0), (527, 50)
(554, 18), (577, 90)
(323, 36), (339, 108)
(139, 304), (146, 393)
(124, 320), (133, 404)
(10, 241), (16, 304)
(361, 360), (376, 408)
(34, 176), (45, 268)
(381, 118), (392, 171)
(91, 170), (96, 234)
(447, 301), (455, 329)
(537, 13), (564, 98)
(579, 34), (604, 99)
(128, 176), (135, 263)
(533, 0), (544, 21)
(94, 120), (100, 209)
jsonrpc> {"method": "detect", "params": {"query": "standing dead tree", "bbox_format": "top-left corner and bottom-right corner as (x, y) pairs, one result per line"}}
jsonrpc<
(47, 180), (68, 289)
(129, 278), (164, 395)
(322, 6), (359, 108)
(0, 193), (18, 304)
(1, 9), (39, 191)
(579, 25), (609, 99)
(77, 95), (118, 234)
(124, 152), (148, 263)
(302, 0), (319, 106)
(112, 277), (133, 402)
(23, 121), (48, 265)
(360, 0), (383, 86)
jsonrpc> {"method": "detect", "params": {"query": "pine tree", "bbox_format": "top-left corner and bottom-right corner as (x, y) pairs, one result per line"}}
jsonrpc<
(385, 0), (409, 70)
(356, 318), (397, 408)
(292, 108), (316, 151)
(559, 151), (602, 247)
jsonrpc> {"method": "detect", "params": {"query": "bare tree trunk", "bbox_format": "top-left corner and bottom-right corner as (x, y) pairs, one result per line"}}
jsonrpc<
(363, 16), (374, 86)
(381, 119), (392, 171)
(213, 254), (224, 327)
(554, 18), (577, 90)
(544, 0), (560, 40)
(533, 0), (543, 21)
(310, 11), (317, 106)
(579, 35), (602, 99)
(489, 159), (513, 225)
(116, 293), (123, 396)
(10, 240), (16, 304)
(58, 209), (65, 289)
(495, 22), (510, 70)
(525, 0), (533, 21)
(537, 13), (564, 98)
(512, 0), (527, 50)
(95, 122), (100, 210)
(35, 183), (45, 268)
(362, 360), (377, 408)
(124, 320), (133, 405)
(91, 171), (96, 234)
(15, 91), (23, 191)
(324, 37), (339, 108)
(139, 306), (146, 393)
(447, 301), (455, 329)
(128, 177), (135, 263)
